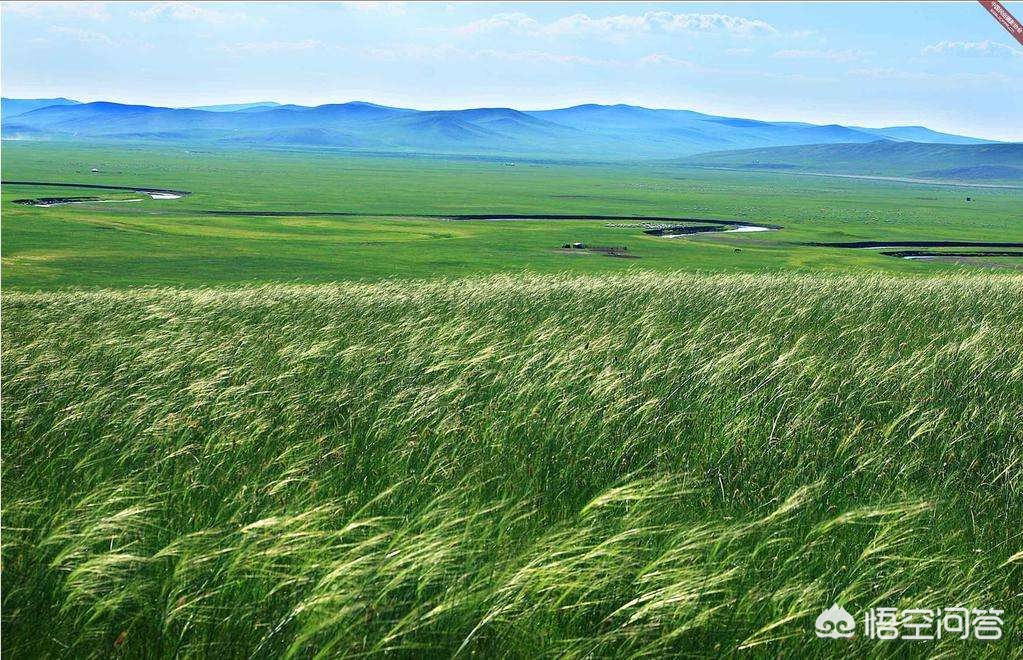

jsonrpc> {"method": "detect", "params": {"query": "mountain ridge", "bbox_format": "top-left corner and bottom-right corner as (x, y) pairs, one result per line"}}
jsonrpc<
(1, 98), (1002, 161)
(1, 97), (81, 119)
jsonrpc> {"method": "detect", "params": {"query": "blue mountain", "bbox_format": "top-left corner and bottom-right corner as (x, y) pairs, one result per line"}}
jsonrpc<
(188, 102), (282, 112)
(851, 125), (989, 145)
(1, 98), (998, 160)
(1, 97), (80, 119)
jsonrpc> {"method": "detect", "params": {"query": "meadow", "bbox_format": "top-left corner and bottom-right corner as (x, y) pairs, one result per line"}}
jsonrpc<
(3, 141), (1023, 657)
(3, 273), (1022, 657)
(3, 141), (1023, 290)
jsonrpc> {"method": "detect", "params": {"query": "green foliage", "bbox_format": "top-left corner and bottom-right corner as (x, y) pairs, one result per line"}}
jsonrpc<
(4, 273), (1022, 657)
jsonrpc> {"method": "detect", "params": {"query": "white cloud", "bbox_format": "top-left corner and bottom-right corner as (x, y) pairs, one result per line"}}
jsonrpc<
(361, 43), (707, 71)
(637, 53), (697, 68)
(543, 13), (654, 39)
(773, 49), (871, 63)
(451, 10), (777, 41)
(455, 12), (539, 36)
(338, 1), (406, 15)
(478, 49), (603, 65)
(363, 44), (600, 65)
(759, 71), (838, 84)
(362, 43), (464, 61)
(221, 40), (323, 56)
(48, 25), (113, 45)
(849, 67), (1012, 83)
(652, 12), (777, 36)
(132, 2), (251, 24)
(3, 2), (110, 20)
(44, 25), (152, 50)
(922, 40), (1023, 58)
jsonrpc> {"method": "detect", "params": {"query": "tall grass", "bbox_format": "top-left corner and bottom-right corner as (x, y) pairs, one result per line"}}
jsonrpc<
(3, 273), (1022, 657)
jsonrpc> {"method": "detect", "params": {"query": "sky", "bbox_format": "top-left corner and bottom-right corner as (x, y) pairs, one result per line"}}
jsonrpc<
(2, 1), (1021, 140)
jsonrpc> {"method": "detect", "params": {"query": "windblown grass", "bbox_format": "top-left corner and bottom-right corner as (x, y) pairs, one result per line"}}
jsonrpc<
(3, 273), (1022, 657)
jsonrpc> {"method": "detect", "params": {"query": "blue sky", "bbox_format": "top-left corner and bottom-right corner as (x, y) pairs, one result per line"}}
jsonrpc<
(2, 1), (1021, 140)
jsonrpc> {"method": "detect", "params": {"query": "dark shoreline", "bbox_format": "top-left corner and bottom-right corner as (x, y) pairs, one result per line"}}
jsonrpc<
(202, 210), (783, 229)
(812, 240), (1023, 249)
(2, 180), (190, 195)
(882, 250), (1023, 258)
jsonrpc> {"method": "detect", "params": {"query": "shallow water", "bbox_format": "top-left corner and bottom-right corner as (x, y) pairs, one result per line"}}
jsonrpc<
(660, 225), (776, 238)
(725, 226), (774, 233)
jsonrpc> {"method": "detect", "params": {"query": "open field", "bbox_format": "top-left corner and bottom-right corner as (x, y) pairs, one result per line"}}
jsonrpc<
(4, 1), (1022, 656)
(3, 273), (1022, 656)
(3, 142), (1023, 289)
(3, 141), (1023, 655)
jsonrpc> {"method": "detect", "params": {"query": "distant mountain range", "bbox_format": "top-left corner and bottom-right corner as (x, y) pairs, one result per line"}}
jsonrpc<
(1, 97), (81, 118)
(187, 102), (285, 113)
(1, 97), (1000, 161)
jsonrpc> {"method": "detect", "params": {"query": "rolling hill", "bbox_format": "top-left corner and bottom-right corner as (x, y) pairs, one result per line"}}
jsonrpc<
(1, 98), (998, 161)
(681, 141), (1023, 182)
(188, 102), (283, 112)
(852, 125), (989, 145)
(1, 97), (80, 119)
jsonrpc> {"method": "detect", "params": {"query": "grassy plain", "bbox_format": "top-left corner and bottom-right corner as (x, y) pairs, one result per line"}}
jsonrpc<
(3, 141), (1022, 656)
(4, 273), (1023, 657)
(3, 141), (1022, 289)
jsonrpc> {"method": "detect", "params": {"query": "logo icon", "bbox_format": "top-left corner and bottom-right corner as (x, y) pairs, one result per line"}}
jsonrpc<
(816, 604), (856, 639)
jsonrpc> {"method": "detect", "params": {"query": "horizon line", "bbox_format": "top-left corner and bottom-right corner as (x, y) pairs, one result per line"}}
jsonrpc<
(4, 95), (1010, 140)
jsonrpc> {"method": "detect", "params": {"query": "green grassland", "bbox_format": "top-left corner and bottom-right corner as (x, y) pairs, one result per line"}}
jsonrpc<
(3, 141), (1023, 656)
(3, 141), (1022, 289)
(4, 274), (1022, 656)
